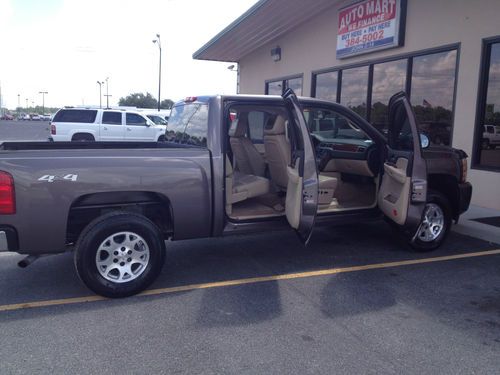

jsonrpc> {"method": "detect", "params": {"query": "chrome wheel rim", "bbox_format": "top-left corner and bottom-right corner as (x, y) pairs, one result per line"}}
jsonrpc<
(95, 232), (150, 283)
(417, 203), (445, 242)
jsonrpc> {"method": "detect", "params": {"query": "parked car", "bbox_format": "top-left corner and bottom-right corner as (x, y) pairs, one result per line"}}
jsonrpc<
(41, 114), (52, 121)
(482, 124), (500, 149)
(30, 114), (42, 121)
(0, 114), (14, 120)
(49, 108), (167, 142)
(146, 114), (168, 125)
(0, 91), (472, 298)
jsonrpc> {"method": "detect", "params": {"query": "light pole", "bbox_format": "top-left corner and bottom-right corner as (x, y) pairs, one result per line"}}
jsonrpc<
(17, 94), (20, 117)
(105, 77), (110, 108)
(39, 91), (48, 114)
(25, 98), (28, 110)
(152, 34), (161, 112)
(97, 81), (103, 108)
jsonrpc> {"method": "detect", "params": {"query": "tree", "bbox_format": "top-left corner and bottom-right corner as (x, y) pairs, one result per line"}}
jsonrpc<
(118, 92), (174, 109)
(160, 99), (174, 109)
(119, 92), (157, 108)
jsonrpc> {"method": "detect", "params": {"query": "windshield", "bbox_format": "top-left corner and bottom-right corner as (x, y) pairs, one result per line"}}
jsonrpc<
(302, 107), (371, 144)
(166, 103), (208, 147)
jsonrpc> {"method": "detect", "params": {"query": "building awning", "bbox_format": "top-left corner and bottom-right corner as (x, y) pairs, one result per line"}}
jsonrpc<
(193, 0), (337, 62)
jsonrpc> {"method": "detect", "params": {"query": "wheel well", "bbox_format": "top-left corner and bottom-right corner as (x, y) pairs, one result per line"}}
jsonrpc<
(427, 174), (460, 221)
(67, 191), (173, 244)
(72, 133), (95, 141)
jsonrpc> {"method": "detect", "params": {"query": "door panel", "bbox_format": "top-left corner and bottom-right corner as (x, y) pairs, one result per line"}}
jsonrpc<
(379, 92), (427, 232)
(100, 111), (124, 141)
(283, 88), (318, 244)
(285, 163), (302, 229)
(125, 113), (153, 141)
(378, 158), (411, 225)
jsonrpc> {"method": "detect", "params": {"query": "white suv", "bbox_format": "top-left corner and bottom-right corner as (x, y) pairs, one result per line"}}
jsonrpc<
(49, 108), (167, 142)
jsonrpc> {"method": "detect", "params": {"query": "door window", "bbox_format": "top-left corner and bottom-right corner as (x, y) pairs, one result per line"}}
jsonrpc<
(126, 113), (147, 125)
(102, 111), (122, 125)
(389, 102), (413, 152)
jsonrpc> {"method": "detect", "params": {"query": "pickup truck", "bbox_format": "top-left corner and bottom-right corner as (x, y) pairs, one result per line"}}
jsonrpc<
(0, 91), (472, 298)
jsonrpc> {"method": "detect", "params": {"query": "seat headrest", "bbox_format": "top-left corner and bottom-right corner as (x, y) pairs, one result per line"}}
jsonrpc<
(265, 115), (287, 135)
(228, 113), (248, 137)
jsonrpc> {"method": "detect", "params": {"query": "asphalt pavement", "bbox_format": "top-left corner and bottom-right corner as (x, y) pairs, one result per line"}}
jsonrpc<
(0, 222), (499, 374)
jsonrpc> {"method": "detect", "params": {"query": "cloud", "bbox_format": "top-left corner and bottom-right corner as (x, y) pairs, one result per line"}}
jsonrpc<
(0, 0), (256, 109)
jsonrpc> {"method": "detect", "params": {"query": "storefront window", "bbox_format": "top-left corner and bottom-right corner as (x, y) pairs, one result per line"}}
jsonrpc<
(341, 66), (369, 118)
(371, 59), (407, 134)
(266, 76), (302, 95)
(285, 77), (303, 95)
(475, 41), (500, 170)
(411, 50), (457, 146)
(267, 80), (282, 95)
(314, 71), (338, 102)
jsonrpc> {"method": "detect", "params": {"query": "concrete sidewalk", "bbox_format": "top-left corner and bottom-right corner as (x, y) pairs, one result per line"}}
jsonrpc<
(452, 205), (500, 245)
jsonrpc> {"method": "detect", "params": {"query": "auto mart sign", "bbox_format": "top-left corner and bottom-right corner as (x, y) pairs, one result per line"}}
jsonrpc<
(336, 0), (406, 58)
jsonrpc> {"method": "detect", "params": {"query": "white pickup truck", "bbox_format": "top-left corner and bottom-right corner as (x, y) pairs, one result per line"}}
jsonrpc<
(482, 124), (500, 149)
(49, 108), (167, 142)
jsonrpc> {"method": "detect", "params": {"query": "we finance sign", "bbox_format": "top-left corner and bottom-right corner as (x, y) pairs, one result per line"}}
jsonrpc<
(336, 0), (406, 59)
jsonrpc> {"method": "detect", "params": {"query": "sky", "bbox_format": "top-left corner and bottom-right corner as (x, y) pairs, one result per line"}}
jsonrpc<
(0, 0), (257, 109)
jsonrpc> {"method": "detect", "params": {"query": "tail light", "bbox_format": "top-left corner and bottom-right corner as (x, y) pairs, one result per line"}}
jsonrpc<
(51, 124), (56, 135)
(460, 158), (468, 183)
(0, 171), (15, 215)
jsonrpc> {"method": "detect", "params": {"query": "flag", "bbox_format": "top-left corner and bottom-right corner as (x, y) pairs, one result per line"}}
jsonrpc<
(422, 99), (432, 108)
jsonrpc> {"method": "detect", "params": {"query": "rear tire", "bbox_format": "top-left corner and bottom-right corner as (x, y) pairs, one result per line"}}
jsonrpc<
(410, 190), (452, 252)
(481, 139), (489, 150)
(74, 211), (166, 298)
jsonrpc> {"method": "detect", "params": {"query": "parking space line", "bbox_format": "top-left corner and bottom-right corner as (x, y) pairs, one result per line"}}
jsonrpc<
(0, 248), (499, 313)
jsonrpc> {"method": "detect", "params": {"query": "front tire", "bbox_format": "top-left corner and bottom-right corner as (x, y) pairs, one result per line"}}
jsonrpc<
(410, 190), (452, 252)
(75, 211), (166, 298)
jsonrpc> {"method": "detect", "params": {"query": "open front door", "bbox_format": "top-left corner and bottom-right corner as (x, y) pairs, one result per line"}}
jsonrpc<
(283, 89), (319, 244)
(378, 92), (427, 234)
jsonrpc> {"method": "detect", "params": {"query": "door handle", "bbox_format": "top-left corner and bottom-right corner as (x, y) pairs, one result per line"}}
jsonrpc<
(127, 128), (132, 131)
(103, 126), (108, 130)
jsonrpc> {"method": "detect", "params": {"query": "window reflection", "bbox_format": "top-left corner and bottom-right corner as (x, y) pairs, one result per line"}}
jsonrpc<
(315, 71), (338, 102)
(285, 77), (303, 95)
(267, 81), (282, 95)
(477, 42), (500, 169)
(341, 66), (369, 118)
(371, 59), (406, 133)
(411, 50), (457, 145)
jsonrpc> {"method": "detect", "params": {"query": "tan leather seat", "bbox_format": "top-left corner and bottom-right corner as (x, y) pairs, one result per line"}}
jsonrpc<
(264, 115), (291, 190)
(318, 174), (338, 207)
(225, 157), (270, 214)
(229, 113), (266, 177)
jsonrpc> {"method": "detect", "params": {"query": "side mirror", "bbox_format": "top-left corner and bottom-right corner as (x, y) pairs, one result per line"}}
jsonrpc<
(146, 121), (153, 127)
(420, 134), (430, 149)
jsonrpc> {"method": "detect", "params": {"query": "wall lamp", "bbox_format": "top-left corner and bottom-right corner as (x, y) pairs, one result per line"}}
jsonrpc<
(271, 46), (281, 62)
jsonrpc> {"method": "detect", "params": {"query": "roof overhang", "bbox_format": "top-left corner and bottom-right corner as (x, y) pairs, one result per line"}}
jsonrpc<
(193, 0), (339, 62)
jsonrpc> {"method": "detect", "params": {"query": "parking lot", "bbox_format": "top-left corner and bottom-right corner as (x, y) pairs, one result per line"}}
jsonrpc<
(0, 222), (499, 374)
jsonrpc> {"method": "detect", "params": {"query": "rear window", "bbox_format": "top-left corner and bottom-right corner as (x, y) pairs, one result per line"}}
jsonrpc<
(52, 109), (97, 123)
(166, 103), (208, 147)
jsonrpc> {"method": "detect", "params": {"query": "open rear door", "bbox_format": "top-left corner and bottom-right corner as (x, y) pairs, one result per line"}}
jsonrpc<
(283, 89), (319, 244)
(378, 92), (427, 234)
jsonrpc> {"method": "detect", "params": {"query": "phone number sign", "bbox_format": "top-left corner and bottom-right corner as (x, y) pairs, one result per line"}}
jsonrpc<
(336, 0), (406, 59)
